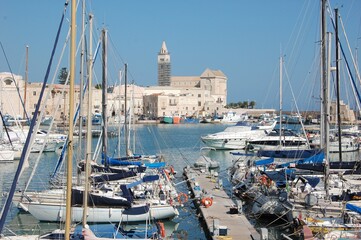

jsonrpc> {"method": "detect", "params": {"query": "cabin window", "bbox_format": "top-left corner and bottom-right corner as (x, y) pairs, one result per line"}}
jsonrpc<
(33, 91), (36, 96)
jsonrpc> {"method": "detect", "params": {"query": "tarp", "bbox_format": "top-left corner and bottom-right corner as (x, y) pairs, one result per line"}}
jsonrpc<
(258, 149), (323, 159)
(144, 162), (166, 168)
(254, 158), (274, 166)
(126, 175), (160, 189)
(346, 201), (361, 214)
(262, 169), (296, 183)
(277, 152), (324, 168)
(91, 171), (136, 183)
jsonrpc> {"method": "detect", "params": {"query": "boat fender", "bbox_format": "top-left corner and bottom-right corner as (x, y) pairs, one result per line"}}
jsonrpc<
(164, 169), (171, 180)
(201, 197), (213, 208)
(157, 221), (166, 238)
(177, 192), (188, 204)
(169, 166), (175, 175)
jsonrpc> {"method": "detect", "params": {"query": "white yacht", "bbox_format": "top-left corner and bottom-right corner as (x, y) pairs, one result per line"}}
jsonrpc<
(201, 121), (276, 150)
(247, 128), (308, 151)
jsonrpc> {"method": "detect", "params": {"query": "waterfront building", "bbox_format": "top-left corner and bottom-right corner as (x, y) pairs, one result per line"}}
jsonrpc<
(108, 84), (145, 118)
(330, 100), (356, 123)
(158, 41), (171, 86)
(0, 73), (25, 118)
(144, 68), (227, 118)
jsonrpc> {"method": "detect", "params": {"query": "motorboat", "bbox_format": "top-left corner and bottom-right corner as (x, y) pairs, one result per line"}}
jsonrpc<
(201, 121), (276, 150)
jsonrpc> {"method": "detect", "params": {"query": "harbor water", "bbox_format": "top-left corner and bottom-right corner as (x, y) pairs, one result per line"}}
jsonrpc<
(0, 123), (359, 239)
(0, 124), (229, 239)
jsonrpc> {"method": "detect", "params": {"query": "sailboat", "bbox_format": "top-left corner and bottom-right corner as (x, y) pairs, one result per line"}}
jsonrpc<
(289, 4), (361, 238)
(0, 1), (74, 238)
(247, 56), (318, 158)
(13, 27), (178, 225)
(3, 2), (168, 238)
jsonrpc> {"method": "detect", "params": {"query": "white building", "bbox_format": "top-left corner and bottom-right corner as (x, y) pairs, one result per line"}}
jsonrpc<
(143, 68), (227, 118)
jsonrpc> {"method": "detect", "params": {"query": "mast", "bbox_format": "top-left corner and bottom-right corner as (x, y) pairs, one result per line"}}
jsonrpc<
(82, 13), (93, 227)
(24, 45), (28, 119)
(321, 0), (330, 196)
(117, 70), (122, 157)
(65, 0), (76, 238)
(279, 55), (283, 147)
(335, 8), (342, 162)
(77, 0), (86, 185)
(102, 29), (108, 167)
(124, 63), (129, 156)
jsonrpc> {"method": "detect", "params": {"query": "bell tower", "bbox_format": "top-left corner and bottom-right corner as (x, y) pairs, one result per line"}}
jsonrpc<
(157, 41), (171, 86)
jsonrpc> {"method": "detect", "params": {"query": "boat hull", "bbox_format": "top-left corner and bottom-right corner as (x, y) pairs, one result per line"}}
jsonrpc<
(17, 202), (179, 222)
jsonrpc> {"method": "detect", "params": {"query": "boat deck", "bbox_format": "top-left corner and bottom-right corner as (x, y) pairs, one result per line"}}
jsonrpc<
(183, 166), (260, 240)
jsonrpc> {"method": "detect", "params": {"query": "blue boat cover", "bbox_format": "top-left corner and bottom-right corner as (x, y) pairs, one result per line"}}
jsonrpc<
(263, 169), (296, 183)
(277, 152), (324, 168)
(346, 202), (361, 214)
(300, 176), (321, 188)
(143, 175), (159, 182)
(255, 158), (274, 166)
(144, 162), (166, 168)
(258, 149), (323, 159)
(126, 175), (159, 189)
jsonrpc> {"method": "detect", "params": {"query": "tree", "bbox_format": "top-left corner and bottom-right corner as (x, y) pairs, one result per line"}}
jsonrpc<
(249, 101), (256, 109)
(58, 67), (68, 85)
(95, 84), (102, 89)
(225, 100), (256, 109)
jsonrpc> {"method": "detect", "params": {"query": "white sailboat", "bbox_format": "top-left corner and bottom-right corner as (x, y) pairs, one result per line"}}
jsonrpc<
(247, 57), (310, 153)
(13, 27), (179, 225)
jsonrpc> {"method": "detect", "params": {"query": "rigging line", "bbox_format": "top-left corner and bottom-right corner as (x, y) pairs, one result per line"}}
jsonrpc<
(0, 42), (31, 124)
(25, 26), (74, 190)
(108, 34), (137, 84)
(0, 1), (69, 234)
(51, 40), (101, 178)
(162, 130), (193, 167)
(344, 59), (361, 112)
(284, 0), (314, 73)
(0, 111), (14, 148)
(283, 64), (310, 147)
(328, 9), (361, 106)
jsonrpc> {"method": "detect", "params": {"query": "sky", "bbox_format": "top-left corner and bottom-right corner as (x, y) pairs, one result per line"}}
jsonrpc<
(1, 0), (361, 111)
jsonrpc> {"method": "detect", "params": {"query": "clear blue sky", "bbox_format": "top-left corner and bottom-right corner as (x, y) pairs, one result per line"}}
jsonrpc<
(1, 0), (361, 111)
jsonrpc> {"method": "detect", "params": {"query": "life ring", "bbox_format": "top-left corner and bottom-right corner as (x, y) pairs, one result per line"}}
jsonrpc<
(157, 221), (166, 238)
(201, 197), (213, 208)
(177, 192), (188, 204)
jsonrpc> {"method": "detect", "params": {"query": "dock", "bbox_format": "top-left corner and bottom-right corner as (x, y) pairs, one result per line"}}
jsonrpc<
(183, 166), (261, 240)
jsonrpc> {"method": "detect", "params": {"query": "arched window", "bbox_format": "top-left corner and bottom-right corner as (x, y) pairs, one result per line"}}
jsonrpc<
(3, 78), (13, 85)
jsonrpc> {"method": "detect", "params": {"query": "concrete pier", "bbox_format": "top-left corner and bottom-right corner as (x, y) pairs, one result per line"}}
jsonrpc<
(183, 166), (261, 240)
